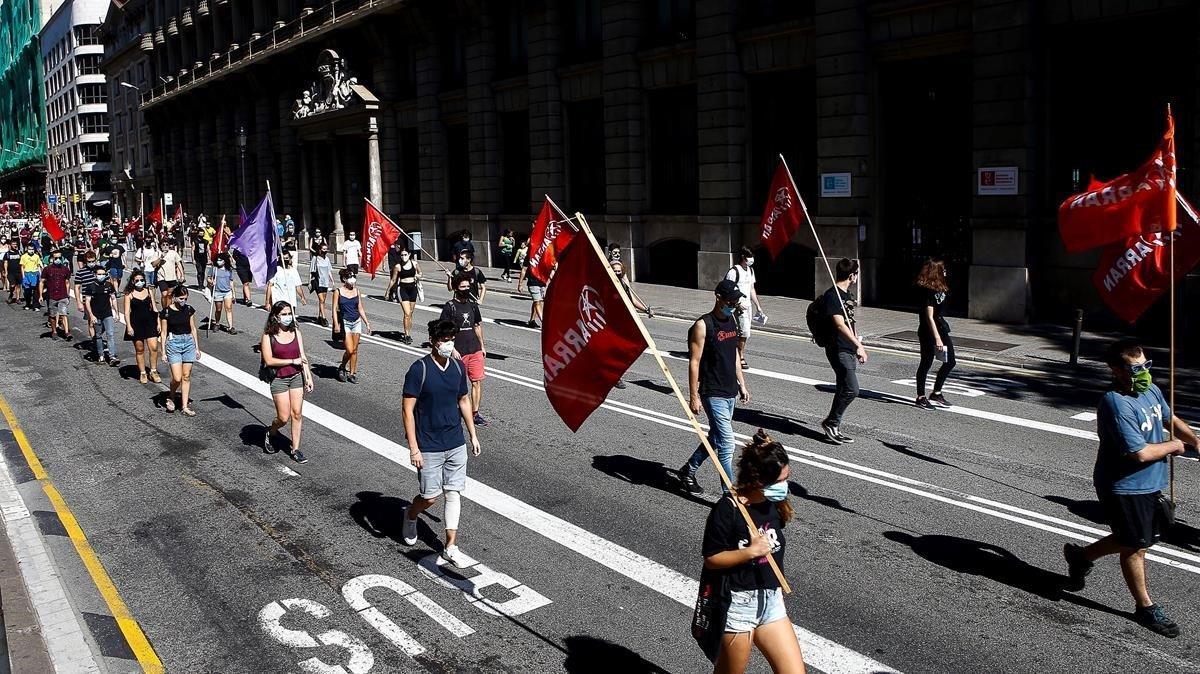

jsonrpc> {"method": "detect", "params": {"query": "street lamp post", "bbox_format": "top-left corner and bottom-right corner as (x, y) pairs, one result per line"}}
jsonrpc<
(236, 125), (247, 207)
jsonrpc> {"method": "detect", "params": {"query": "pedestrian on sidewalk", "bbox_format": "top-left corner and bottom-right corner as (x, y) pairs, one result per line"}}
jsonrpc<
(85, 269), (119, 366)
(818, 258), (867, 445)
(913, 258), (956, 409)
(517, 252), (544, 328)
(513, 238), (529, 286)
(724, 247), (765, 370)
(124, 270), (162, 383)
(701, 430), (803, 673)
(309, 243), (333, 326)
(308, 229), (327, 258)
(401, 318), (483, 568)
(452, 229), (475, 260)
(440, 273), (488, 426)
(207, 253), (238, 334)
(159, 283), (200, 416)
(39, 248), (73, 340)
(332, 268), (371, 383)
(1063, 341), (1198, 638)
(678, 279), (750, 494)
(391, 248), (421, 344)
(261, 301), (314, 463)
(498, 229), (516, 282)
(446, 250), (487, 304)
(340, 230), (363, 275)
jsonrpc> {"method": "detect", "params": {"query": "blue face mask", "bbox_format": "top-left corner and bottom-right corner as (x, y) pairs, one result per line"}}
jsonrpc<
(762, 481), (789, 502)
(720, 305), (736, 317)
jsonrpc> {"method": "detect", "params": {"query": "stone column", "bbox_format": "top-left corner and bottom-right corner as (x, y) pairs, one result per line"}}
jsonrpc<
(299, 143), (312, 233)
(526, 0), (564, 210)
(330, 136), (343, 239)
(601, 0), (647, 278)
(814, 0), (868, 301)
(466, 13), (500, 263)
(695, 0), (745, 290)
(367, 116), (383, 209)
(968, 0), (1035, 323)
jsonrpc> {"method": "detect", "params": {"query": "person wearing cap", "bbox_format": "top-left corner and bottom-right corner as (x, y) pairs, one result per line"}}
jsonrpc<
(678, 279), (751, 495)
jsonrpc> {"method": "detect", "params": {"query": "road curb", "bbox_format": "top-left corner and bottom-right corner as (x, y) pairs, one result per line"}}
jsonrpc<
(0, 506), (54, 674)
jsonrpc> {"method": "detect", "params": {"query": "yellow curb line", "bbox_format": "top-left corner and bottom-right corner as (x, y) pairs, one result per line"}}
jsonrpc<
(0, 393), (164, 674)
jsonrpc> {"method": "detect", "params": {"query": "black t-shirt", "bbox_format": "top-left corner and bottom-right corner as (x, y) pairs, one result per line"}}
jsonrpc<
(918, 287), (950, 335)
(820, 286), (857, 353)
(698, 313), (740, 398)
(701, 496), (786, 592)
(87, 281), (115, 320)
(456, 266), (487, 299)
(439, 300), (483, 354)
(160, 304), (196, 335)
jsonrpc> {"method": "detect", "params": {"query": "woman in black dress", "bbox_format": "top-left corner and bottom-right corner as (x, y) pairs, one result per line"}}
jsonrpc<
(123, 270), (162, 384)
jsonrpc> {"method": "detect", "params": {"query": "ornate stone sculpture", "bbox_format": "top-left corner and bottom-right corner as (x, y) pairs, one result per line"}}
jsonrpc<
(292, 49), (359, 119)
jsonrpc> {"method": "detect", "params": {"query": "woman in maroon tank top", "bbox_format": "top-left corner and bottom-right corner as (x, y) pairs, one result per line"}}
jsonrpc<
(260, 301), (314, 463)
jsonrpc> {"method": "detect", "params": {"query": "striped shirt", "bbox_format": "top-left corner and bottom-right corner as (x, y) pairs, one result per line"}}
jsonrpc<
(74, 266), (98, 296)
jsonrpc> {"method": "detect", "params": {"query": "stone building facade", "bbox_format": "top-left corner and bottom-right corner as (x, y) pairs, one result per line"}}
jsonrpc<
(98, 0), (157, 219)
(122, 0), (1197, 328)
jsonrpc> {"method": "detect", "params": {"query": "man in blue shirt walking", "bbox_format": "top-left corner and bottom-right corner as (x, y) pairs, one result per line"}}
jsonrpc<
(1064, 341), (1198, 638)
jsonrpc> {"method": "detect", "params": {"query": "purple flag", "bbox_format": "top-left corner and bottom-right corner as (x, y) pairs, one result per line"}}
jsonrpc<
(230, 190), (279, 288)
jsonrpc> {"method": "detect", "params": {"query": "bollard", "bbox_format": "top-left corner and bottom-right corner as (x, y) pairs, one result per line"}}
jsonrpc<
(1070, 309), (1083, 366)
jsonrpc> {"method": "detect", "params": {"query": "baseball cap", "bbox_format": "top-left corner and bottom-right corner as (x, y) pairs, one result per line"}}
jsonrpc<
(715, 279), (744, 302)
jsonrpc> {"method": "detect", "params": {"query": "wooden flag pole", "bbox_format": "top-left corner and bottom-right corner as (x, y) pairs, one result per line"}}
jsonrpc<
(544, 194), (579, 232)
(1169, 217), (1176, 503)
(575, 212), (792, 594)
(779, 154), (852, 328)
(361, 198), (478, 303)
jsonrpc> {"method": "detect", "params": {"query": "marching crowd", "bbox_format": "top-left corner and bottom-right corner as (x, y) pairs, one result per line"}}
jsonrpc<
(1, 211), (1196, 671)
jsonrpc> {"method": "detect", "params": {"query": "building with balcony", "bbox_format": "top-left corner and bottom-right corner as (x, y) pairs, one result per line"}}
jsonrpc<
(0, 0), (53, 212)
(42, 0), (113, 219)
(98, 0), (155, 219)
(113, 0), (1196, 331)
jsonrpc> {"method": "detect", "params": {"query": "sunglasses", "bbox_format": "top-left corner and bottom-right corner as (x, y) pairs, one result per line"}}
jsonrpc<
(1129, 360), (1153, 374)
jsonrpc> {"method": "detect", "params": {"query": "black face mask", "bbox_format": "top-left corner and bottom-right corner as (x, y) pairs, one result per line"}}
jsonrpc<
(456, 289), (471, 300)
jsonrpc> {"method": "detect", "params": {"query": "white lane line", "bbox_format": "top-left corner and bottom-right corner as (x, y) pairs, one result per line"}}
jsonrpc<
(1071, 412), (1097, 422)
(195, 352), (897, 674)
(0, 453), (101, 672)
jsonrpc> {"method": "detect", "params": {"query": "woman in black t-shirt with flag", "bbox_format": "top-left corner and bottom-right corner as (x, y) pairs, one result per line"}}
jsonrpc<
(701, 431), (805, 673)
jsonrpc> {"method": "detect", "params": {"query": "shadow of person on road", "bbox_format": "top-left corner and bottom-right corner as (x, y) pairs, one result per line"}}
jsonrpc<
(789, 482), (856, 514)
(1043, 495), (1106, 525)
(628, 379), (673, 395)
(880, 441), (950, 467)
(734, 408), (828, 444)
(591, 455), (712, 508)
(562, 635), (669, 674)
(308, 363), (342, 380)
(1045, 495), (1200, 553)
(349, 491), (443, 546)
(883, 532), (1127, 620)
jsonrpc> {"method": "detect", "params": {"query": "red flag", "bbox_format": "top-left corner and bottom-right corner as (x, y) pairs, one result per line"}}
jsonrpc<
(758, 160), (805, 259)
(40, 203), (65, 242)
(124, 217), (141, 235)
(1092, 193), (1200, 323)
(360, 200), (401, 279)
(173, 205), (184, 222)
(542, 231), (649, 431)
(210, 215), (229, 262)
(148, 201), (163, 225)
(526, 197), (575, 284)
(1058, 108), (1177, 253)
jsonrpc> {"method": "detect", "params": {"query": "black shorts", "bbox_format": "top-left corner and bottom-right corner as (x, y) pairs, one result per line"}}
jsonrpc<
(346, 264), (360, 275)
(397, 283), (419, 302)
(1099, 490), (1165, 549)
(235, 265), (254, 283)
(156, 279), (175, 292)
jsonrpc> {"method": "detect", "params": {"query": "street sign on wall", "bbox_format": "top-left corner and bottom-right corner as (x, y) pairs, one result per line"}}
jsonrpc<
(47, 194), (57, 205)
(164, 192), (174, 206)
(820, 172), (852, 198)
(977, 167), (1019, 196)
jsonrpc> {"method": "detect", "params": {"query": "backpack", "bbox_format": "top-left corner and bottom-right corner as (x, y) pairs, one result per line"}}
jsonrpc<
(806, 295), (834, 347)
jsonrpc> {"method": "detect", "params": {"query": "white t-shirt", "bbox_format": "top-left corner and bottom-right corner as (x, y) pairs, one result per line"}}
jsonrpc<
(269, 266), (303, 308)
(340, 239), (362, 266)
(158, 249), (182, 282)
(724, 264), (755, 307)
(138, 247), (160, 271)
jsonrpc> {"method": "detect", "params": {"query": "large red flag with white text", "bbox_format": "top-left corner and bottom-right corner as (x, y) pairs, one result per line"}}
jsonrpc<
(1093, 193), (1200, 323)
(360, 200), (401, 279)
(758, 160), (805, 259)
(1058, 108), (1177, 254)
(526, 197), (575, 284)
(40, 203), (65, 241)
(542, 231), (649, 431)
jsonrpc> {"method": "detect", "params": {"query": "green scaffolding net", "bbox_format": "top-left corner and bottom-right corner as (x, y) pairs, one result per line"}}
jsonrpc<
(0, 0), (47, 175)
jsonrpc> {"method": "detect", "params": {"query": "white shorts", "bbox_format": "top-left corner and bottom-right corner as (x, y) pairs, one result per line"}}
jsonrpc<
(724, 588), (786, 633)
(736, 300), (752, 338)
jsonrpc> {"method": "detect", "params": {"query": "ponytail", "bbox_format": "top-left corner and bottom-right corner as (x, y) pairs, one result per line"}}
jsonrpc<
(736, 428), (794, 525)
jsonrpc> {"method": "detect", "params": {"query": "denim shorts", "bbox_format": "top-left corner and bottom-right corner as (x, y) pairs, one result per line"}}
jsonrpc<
(417, 443), (467, 499)
(212, 290), (233, 301)
(165, 333), (197, 364)
(49, 298), (71, 316)
(343, 318), (363, 334)
(529, 285), (545, 302)
(724, 588), (787, 633)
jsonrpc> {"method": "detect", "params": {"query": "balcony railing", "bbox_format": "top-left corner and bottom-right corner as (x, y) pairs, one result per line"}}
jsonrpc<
(140, 0), (397, 107)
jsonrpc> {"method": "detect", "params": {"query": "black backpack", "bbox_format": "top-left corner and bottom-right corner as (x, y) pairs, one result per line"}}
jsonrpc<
(806, 296), (834, 347)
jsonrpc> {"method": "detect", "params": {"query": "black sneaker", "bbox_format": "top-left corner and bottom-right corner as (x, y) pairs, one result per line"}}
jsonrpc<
(527, 320), (538, 329)
(290, 450), (309, 464)
(227, 327), (238, 335)
(821, 421), (844, 445)
(678, 467), (704, 494)
(1133, 604), (1181, 638)
(613, 378), (627, 390)
(916, 396), (934, 410)
(1062, 543), (1093, 591)
(929, 392), (952, 407)
(336, 368), (348, 383)
(473, 413), (489, 428)
(836, 430), (855, 444)
(109, 357), (121, 367)
(347, 373), (359, 384)
(318, 317), (329, 327)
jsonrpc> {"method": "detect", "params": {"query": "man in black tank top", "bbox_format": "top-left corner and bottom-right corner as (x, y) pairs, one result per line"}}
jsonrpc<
(678, 279), (750, 495)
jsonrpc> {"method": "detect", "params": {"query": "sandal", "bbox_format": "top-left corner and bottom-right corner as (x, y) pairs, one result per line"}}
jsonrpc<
(139, 372), (149, 384)
(149, 371), (162, 383)
(181, 407), (197, 417)
(165, 397), (176, 412)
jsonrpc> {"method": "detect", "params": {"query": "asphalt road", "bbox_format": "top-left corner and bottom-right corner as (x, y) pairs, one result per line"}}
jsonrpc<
(0, 264), (1198, 674)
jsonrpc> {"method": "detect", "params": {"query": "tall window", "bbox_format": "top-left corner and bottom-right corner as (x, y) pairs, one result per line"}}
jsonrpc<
(81, 143), (111, 162)
(75, 26), (100, 46)
(439, 28), (466, 90)
(499, 111), (530, 213)
(77, 54), (102, 75)
(561, 0), (602, 64)
(565, 100), (605, 213)
(647, 86), (697, 214)
(445, 124), (470, 212)
(80, 113), (109, 134)
(78, 83), (105, 104)
(494, 1), (527, 78)
(748, 70), (815, 213)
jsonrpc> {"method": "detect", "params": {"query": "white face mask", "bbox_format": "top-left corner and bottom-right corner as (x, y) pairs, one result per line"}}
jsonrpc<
(345, 277), (357, 287)
(436, 341), (455, 358)
(745, 257), (755, 267)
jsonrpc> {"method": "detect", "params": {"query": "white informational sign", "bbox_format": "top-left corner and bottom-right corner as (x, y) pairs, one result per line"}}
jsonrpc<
(977, 167), (1018, 196)
(163, 192), (174, 206)
(820, 172), (852, 198)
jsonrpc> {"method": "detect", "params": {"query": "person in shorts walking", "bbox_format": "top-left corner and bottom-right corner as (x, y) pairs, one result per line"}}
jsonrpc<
(39, 249), (73, 339)
(1063, 341), (1198, 638)
(158, 284), (201, 416)
(401, 318), (483, 568)
(261, 301), (314, 464)
(517, 252), (544, 328)
(207, 253), (238, 334)
(724, 247), (764, 370)
(440, 273), (487, 426)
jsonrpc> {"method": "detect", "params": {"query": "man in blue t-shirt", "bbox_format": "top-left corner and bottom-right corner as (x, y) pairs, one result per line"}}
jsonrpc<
(400, 318), (482, 569)
(1064, 341), (1197, 638)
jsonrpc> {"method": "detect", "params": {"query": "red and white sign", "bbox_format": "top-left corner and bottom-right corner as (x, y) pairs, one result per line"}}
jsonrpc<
(360, 200), (401, 279)
(542, 233), (648, 431)
(758, 161), (805, 260)
(977, 167), (1019, 196)
(526, 197), (574, 285)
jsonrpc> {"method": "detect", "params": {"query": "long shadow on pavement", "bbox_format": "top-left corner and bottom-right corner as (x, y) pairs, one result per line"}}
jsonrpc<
(1044, 494), (1200, 553)
(591, 455), (712, 509)
(734, 408), (830, 444)
(562, 635), (669, 673)
(883, 532), (1128, 621)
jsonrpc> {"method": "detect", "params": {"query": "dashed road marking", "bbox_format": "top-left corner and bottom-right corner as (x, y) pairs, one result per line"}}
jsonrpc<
(1071, 411), (1097, 422)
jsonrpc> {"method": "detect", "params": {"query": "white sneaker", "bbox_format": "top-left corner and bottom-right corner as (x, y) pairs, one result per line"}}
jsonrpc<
(401, 507), (418, 545)
(441, 544), (467, 568)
